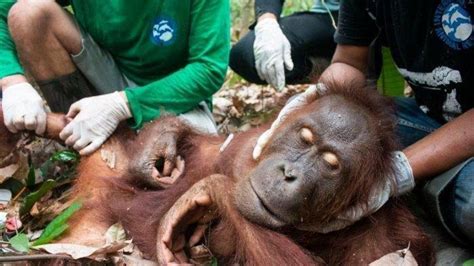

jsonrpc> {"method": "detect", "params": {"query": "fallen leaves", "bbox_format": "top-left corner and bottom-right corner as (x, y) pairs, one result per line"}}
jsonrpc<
(213, 83), (309, 134)
(35, 241), (131, 260)
(36, 223), (131, 260)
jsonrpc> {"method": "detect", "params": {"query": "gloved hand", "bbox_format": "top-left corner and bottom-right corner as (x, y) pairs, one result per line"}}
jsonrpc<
(59, 91), (132, 155)
(299, 151), (416, 233)
(254, 17), (294, 91)
(2, 82), (47, 135)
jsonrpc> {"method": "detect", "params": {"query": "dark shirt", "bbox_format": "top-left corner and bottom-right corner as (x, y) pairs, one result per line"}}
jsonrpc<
(336, 0), (474, 123)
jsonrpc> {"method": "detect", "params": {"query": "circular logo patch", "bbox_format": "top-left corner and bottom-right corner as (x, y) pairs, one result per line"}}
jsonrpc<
(434, 0), (474, 50)
(151, 17), (177, 46)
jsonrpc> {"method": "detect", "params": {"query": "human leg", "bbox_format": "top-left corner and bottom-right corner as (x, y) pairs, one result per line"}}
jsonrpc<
(436, 159), (474, 245)
(7, 0), (95, 112)
(229, 11), (337, 85)
(394, 97), (442, 148)
(8, 0), (81, 81)
(8, 0), (132, 113)
(179, 102), (217, 135)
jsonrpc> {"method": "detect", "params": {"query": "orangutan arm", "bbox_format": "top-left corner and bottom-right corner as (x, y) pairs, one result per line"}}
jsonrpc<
(156, 175), (320, 265)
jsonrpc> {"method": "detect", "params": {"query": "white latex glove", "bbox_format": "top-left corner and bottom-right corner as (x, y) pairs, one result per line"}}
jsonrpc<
(253, 83), (325, 160)
(2, 82), (47, 135)
(298, 151), (415, 233)
(254, 18), (294, 91)
(59, 91), (132, 155)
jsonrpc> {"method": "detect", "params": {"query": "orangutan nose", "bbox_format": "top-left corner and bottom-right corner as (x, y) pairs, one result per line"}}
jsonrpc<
(283, 166), (299, 182)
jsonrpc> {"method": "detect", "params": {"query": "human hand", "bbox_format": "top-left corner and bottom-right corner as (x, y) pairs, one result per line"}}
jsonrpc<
(59, 91), (131, 155)
(254, 17), (293, 90)
(2, 82), (47, 135)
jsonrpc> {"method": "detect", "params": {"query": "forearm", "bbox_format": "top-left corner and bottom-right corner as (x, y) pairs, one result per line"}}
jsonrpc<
(125, 61), (226, 129)
(255, 0), (284, 18)
(404, 109), (474, 182)
(319, 45), (369, 88)
(258, 12), (277, 22)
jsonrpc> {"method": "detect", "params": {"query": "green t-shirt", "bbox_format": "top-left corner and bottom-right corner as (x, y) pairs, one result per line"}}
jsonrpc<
(0, 0), (230, 129)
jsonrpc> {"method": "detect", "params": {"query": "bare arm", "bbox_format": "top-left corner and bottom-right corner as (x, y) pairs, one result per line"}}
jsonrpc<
(405, 109), (474, 182)
(319, 44), (370, 88)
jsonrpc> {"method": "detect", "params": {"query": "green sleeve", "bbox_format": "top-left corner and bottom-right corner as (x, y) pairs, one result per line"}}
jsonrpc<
(125, 0), (230, 129)
(0, 1), (24, 79)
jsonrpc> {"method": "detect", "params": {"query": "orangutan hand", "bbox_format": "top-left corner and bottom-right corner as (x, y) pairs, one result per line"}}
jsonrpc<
(129, 117), (189, 188)
(157, 175), (230, 264)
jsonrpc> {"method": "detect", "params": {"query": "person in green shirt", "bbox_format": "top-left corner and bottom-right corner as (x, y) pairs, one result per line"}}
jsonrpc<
(0, 0), (230, 156)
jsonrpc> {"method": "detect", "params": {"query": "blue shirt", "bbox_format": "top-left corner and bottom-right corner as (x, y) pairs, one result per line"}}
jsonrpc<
(311, 0), (339, 13)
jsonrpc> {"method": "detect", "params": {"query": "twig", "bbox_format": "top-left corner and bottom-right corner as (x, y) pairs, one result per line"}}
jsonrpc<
(11, 186), (27, 203)
(0, 254), (74, 262)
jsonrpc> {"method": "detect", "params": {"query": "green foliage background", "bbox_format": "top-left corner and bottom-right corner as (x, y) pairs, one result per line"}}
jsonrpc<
(230, 0), (313, 41)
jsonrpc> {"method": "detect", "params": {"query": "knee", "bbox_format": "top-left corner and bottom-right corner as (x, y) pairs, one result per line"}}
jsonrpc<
(8, 0), (55, 40)
(229, 41), (264, 84)
(229, 42), (249, 74)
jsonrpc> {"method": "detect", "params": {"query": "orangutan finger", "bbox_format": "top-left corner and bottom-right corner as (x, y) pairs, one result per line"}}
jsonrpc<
(163, 160), (175, 177)
(189, 224), (208, 247)
(162, 195), (213, 244)
(157, 176), (175, 186)
(175, 250), (190, 264)
(176, 155), (185, 172)
(152, 167), (160, 178)
(158, 239), (177, 264)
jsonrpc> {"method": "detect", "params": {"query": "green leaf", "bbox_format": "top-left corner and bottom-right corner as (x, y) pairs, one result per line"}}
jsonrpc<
(32, 201), (82, 246)
(464, 259), (474, 266)
(51, 150), (79, 163)
(211, 257), (218, 266)
(26, 165), (36, 188)
(32, 224), (68, 246)
(20, 179), (57, 216)
(9, 233), (30, 253)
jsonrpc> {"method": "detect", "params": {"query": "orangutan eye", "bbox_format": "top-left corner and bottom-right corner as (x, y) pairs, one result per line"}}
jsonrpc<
(322, 152), (339, 169)
(300, 128), (315, 144)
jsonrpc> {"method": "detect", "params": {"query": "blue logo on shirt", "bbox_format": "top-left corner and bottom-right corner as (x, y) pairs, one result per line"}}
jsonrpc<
(151, 17), (177, 46)
(434, 0), (473, 50)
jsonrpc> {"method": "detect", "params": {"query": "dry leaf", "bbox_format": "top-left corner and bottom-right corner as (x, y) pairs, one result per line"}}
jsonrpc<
(105, 223), (126, 245)
(36, 243), (99, 259)
(369, 249), (418, 266)
(112, 254), (158, 266)
(36, 240), (131, 260)
(101, 149), (116, 169)
(0, 164), (19, 184)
